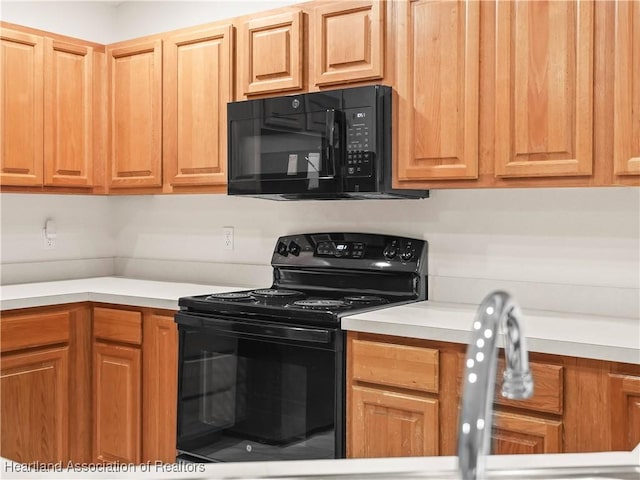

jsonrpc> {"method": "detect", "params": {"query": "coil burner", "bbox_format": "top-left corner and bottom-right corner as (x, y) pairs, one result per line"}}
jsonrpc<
(251, 289), (305, 299)
(344, 295), (387, 306)
(206, 292), (253, 301)
(291, 299), (347, 310)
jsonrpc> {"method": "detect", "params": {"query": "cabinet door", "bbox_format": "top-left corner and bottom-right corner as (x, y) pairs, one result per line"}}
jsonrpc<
(396, 0), (479, 181)
(44, 38), (93, 187)
(142, 314), (178, 463)
(108, 39), (162, 188)
(492, 411), (562, 454)
(613, 0), (640, 176)
(609, 374), (640, 451)
(164, 25), (233, 187)
(0, 28), (44, 186)
(350, 385), (438, 458)
(313, 1), (384, 86)
(240, 10), (303, 95)
(1, 347), (69, 463)
(495, 0), (594, 178)
(94, 342), (141, 463)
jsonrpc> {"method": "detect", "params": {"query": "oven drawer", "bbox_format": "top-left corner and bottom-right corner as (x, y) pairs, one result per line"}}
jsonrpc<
(351, 338), (439, 393)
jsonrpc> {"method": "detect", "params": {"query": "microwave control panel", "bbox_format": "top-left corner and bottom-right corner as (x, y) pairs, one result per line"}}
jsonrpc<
(345, 107), (374, 178)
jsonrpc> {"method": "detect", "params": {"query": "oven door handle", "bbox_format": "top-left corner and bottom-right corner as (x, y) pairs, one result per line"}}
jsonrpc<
(176, 313), (333, 344)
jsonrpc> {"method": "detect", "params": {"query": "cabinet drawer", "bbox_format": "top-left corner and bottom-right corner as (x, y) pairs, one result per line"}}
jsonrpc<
(1, 310), (70, 353)
(93, 307), (142, 345)
(351, 339), (439, 393)
(457, 356), (564, 414)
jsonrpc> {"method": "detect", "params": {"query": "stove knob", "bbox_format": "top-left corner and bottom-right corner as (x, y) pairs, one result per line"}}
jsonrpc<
(400, 248), (414, 262)
(288, 241), (301, 256)
(383, 243), (398, 260)
(277, 241), (288, 256)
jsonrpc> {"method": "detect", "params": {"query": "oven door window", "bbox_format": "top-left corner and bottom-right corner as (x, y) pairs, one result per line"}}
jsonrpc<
(177, 325), (337, 462)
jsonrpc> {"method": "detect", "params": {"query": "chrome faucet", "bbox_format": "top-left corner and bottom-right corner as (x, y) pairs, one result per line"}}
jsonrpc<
(457, 291), (534, 480)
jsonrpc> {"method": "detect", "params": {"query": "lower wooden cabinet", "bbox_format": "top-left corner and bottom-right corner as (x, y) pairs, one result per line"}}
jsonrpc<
(492, 411), (562, 455)
(93, 342), (141, 463)
(348, 331), (640, 458)
(0, 303), (178, 465)
(609, 372), (640, 451)
(92, 306), (178, 464)
(350, 385), (439, 458)
(0, 304), (91, 464)
(142, 314), (178, 463)
(1, 347), (69, 463)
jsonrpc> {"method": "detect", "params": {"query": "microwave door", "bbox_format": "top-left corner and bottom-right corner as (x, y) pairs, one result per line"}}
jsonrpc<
(229, 116), (342, 194)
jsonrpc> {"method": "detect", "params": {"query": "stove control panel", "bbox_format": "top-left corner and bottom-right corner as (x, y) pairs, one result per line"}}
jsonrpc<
(272, 233), (427, 274)
(316, 241), (366, 259)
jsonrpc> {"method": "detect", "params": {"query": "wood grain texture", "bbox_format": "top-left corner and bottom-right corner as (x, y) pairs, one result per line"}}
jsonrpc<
(93, 341), (141, 463)
(1, 347), (69, 463)
(240, 10), (303, 95)
(44, 38), (93, 187)
(1, 309), (70, 353)
(350, 385), (438, 458)
(455, 355), (564, 415)
(163, 24), (233, 187)
(351, 338), (439, 393)
(613, 0), (640, 177)
(93, 306), (142, 345)
(0, 27), (44, 186)
(68, 304), (92, 462)
(492, 410), (562, 454)
(312, 1), (384, 86)
(563, 357), (611, 453)
(142, 313), (178, 463)
(609, 373), (640, 451)
(91, 49), (108, 193)
(108, 38), (162, 188)
(495, 0), (594, 178)
(396, 0), (479, 180)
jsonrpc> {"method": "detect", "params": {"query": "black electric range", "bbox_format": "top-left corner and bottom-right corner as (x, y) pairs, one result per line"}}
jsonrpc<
(178, 232), (428, 326)
(175, 233), (428, 463)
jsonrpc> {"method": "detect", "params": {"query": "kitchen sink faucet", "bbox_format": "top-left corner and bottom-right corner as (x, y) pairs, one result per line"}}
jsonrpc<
(457, 291), (534, 480)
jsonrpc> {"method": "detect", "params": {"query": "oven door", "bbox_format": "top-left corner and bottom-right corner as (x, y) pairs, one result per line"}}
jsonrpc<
(175, 312), (344, 462)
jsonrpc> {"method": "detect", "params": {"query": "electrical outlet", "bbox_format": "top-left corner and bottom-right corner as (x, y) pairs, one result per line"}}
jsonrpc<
(223, 227), (234, 251)
(43, 231), (56, 250)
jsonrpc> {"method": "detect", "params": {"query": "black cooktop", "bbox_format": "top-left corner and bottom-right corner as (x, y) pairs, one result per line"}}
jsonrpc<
(178, 233), (428, 327)
(178, 288), (413, 326)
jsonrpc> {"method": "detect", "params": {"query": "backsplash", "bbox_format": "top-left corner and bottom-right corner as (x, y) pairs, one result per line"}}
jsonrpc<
(2, 188), (638, 318)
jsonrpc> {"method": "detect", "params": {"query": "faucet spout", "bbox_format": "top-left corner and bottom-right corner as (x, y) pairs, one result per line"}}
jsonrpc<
(457, 291), (534, 480)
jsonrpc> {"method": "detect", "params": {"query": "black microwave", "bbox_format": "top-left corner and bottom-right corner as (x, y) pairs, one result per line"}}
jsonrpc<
(227, 85), (428, 200)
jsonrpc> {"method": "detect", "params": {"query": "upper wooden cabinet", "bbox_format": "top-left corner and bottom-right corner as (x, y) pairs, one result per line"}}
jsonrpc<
(0, 27), (44, 186)
(395, 0), (480, 181)
(164, 25), (233, 187)
(613, 0), (640, 177)
(312, 1), (384, 86)
(494, 0), (594, 178)
(239, 10), (303, 96)
(1, 25), (99, 190)
(108, 39), (162, 188)
(44, 38), (94, 187)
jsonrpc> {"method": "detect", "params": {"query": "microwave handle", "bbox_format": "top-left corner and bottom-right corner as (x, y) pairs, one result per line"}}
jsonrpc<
(325, 109), (339, 177)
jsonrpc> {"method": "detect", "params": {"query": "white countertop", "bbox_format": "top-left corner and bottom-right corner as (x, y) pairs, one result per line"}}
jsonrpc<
(0, 277), (253, 312)
(1, 277), (638, 364)
(343, 301), (640, 364)
(0, 448), (638, 479)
